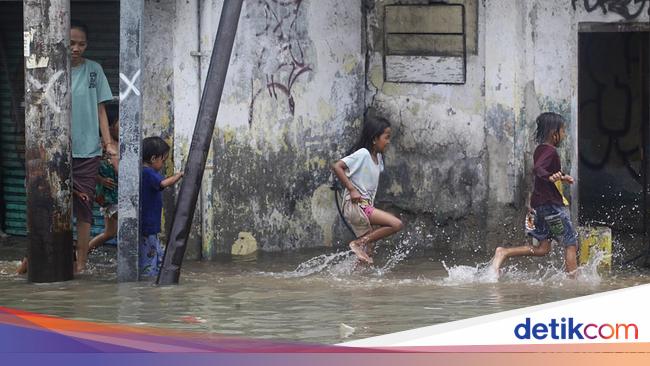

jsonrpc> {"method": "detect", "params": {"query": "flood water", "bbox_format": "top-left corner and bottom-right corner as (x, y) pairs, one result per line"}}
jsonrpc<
(1, 239), (649, 344)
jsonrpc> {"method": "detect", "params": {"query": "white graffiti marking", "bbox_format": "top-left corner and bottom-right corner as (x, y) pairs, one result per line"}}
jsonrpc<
(119, 70), (141, 100)
(27, 70), (64, 113)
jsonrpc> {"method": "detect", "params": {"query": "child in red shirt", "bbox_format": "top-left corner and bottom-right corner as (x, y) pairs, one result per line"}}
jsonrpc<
(491, 112), (578, 276)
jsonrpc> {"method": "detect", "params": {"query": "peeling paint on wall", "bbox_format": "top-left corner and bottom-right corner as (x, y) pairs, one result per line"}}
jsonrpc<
(160, 0), (649, 256)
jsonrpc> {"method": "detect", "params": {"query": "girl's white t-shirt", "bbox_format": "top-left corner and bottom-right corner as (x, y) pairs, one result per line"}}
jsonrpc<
(341, 148), (384, 203)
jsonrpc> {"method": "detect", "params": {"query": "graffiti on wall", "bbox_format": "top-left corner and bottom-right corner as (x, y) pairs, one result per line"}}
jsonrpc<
(249, 0), (312, 126)
(572, 0), (650, 20)
(579, 36), (643, 184)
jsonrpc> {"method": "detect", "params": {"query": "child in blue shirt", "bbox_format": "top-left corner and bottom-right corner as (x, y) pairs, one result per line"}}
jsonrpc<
(140, 137), (183, 278)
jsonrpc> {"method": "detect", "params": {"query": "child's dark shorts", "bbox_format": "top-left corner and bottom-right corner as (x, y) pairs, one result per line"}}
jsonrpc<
(528, 204), (578, 247)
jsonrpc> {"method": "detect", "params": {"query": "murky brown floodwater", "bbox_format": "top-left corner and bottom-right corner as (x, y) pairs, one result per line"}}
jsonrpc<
(1, 240), (649, 344)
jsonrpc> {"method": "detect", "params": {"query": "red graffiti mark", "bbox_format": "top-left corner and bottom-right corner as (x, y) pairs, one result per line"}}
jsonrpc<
(249, 0), (311, 126)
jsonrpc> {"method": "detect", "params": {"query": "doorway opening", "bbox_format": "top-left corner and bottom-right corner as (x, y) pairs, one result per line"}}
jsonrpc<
(578, 26), (649, 259)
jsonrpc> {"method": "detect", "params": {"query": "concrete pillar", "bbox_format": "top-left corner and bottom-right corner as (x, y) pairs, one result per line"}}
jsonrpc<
(118, 0), (144, 282)
(483, 0), (526, 247)
(158, 0), (244, 285)
(23, 0), (73, 283)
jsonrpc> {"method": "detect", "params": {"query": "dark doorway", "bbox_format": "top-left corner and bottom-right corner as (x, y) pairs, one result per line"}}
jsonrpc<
(578, 29), (649, 240)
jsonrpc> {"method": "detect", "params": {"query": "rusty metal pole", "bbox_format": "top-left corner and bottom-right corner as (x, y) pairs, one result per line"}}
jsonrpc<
(117, 0), (144, 282)
(158, 0), (244, 285)
(641, 34), (650, 267)
(23, 0), (73, 282)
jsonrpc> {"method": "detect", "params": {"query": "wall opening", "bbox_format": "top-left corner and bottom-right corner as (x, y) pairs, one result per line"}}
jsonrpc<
(578, 28), (649, 239)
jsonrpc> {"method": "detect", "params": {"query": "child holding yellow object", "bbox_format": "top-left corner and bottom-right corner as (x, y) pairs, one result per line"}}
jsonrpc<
(492, 112), (578, 276)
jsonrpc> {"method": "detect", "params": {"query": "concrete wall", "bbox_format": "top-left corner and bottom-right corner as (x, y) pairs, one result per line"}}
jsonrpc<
(171, 0), (365, 256)
(484, 0), (648, 247)
(364, 0), (490, 252)
(155, 0), (650, 257)
(143, 0), (180, 251)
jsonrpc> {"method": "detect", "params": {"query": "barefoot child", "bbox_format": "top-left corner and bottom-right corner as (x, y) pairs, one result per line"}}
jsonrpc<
(89, 104), (120, 251)
(140, 137), (183, 278)
(331, 115), (403, 264)
(491, 112), (578, 275)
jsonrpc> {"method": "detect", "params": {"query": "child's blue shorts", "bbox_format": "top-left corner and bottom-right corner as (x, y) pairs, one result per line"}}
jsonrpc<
(139, 234), (164, 277)
(528, 204), (578, 247)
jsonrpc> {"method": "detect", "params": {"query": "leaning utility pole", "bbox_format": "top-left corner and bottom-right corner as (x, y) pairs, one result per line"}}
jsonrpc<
(630, 35), (650, 267)
(23, 0), (73, 282)
(158, 0), (244, 285)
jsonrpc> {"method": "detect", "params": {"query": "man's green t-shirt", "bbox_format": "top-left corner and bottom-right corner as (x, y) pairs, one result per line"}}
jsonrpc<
(72, 59), (113, 158)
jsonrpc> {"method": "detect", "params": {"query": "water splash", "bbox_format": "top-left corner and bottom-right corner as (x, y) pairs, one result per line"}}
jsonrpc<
(273, 236), (418, 279)
(441, 261), (498, 285)
(575, 249), (605, 285)
(266, 251), (357, 278)
(375, 236), (417, 275)
(441, 249), (607, 285)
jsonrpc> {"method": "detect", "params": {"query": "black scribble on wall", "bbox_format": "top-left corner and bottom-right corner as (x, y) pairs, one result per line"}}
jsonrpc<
(572, 0), (650, 20)
(579, 36), (643, 184)
(249, 0), (312, 126)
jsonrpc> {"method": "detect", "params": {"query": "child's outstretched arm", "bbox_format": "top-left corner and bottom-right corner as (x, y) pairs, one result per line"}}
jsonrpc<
(331, 160), (362, 202)
(160, 172), (184, 189)
(106, 143), (119, 173)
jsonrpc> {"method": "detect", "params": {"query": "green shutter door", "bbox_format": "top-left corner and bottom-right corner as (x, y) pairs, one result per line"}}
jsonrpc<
(0, 3), (26, 236)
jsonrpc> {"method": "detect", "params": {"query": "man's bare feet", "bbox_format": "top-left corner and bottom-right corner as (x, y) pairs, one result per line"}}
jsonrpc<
(491, 247), (506, 275)
(350, 238), (373, 264)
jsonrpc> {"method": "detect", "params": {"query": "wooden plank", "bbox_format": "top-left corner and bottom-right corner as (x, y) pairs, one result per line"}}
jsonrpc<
(385, 55), (464, 84)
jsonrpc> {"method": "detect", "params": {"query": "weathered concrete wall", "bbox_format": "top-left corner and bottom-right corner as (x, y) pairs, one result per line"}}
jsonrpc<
(486, 0), (650, 248)
(171, 0), (204, 260)
(142, 0), (187, 253)
(364, 0), (490, 252)
(522, 0), (647, 203)
(161, 0), (650, 257)
(172, 0), (366, 255)
(362, 0), (650, 252)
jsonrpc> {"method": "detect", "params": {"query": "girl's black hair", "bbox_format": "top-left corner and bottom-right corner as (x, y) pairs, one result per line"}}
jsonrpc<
(105, 103), (118, 127)
(535, 112), (565, 144)
(70, 19), (89, 38)
(143, 137), (170, 163)
(346, 114), (391, 156)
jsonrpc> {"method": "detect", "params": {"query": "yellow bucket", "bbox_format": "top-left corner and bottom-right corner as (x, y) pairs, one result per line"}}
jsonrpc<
(578, 226), (612, 272)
